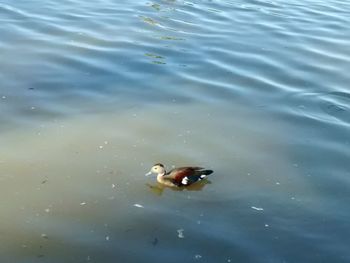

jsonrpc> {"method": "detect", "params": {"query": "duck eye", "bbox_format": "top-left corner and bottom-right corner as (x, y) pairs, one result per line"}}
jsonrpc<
(154, 167), (158, 170)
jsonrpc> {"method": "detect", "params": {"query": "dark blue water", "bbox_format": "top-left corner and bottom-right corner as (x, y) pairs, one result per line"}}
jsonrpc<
(0, 0), (349, 262)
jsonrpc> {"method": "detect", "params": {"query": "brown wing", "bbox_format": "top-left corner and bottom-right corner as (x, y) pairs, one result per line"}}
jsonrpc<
(172, 167), (203, 173)
(164, 167), (199, 185)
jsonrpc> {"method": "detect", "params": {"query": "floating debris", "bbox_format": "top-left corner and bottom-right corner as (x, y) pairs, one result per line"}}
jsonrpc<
(105, 236), (110, 241)
(44, 208), (50, 213)
(80, 202), (87, 206)
(152, 60), (166, 65)
(112, 184), (117, 189)
(251, 206), (264, 211)
(41, 234), (48, 239)
(177, 229), (185, 238)
(151, 3), (160, 11)
(160, 36), (184, 41)
(140, 16), (159, 26)
(152, 237), (158, 246)
(194, 254), (202, 260)
(146, 52), (162, 59)
(134, 204), (144, 208)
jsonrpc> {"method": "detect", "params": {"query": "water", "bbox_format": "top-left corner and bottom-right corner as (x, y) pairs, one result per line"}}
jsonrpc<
(0, 0), (349, 262)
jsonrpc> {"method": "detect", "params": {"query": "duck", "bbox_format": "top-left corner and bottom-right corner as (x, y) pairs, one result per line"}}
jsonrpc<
(145, 163), (213, 187)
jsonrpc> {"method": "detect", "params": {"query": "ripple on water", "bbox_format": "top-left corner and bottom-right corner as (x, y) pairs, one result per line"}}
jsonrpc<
(293, 91), (350, 126)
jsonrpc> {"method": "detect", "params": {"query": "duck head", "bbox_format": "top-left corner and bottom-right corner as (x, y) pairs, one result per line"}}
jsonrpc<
(145, 163), (166, 176)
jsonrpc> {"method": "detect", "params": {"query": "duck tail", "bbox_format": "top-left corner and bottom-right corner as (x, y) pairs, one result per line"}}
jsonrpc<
(201, 170), (213, 176)
(194, 169), (213, 180)
(181, 170), (214, 186)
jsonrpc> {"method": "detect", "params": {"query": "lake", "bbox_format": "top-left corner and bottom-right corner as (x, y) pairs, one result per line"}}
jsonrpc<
(0, 0), (349, 262)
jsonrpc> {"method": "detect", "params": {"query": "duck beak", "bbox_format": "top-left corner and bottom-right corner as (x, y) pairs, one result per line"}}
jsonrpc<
(145, 171), (152, 176)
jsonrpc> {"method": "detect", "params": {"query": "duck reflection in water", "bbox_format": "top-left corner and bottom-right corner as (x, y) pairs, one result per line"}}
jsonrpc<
(147, 179), (212, 196)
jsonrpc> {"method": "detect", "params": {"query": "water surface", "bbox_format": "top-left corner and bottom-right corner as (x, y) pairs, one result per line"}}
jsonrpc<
(0, 0), (350, 262)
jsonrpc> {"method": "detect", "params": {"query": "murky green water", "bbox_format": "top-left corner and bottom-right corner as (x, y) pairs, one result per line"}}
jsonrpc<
(1, 0), (350, 262)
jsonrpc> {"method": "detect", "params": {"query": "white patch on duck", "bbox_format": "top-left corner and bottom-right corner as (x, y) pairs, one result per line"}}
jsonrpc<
(181, 177), (189, 185)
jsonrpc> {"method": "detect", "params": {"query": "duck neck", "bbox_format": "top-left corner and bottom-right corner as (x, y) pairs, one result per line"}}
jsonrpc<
(157, 172), (166, 182)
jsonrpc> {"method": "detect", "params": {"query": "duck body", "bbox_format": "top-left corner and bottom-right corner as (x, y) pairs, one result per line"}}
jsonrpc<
(147, 164), (213, 187)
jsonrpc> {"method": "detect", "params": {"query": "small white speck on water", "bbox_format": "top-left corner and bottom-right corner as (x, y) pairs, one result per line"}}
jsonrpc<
(80, 202), (87, 206)
(31, 106), (36, 110)
(105, 236), (110, 241)
(265, 224), (269, 227)
(134, 204), (144, 208)
(99, 145), (104, 149)
(291, 197), (295, 200)
(104, 141), (108, 145)
(2, 96), (6, 99)
(227, 259), (232, 262)
(177, 229), (185, 238)
(44, 208), (50, 213)
(276, 182), (280, 185)
(251, 206), (264, 211)
(41, 234), (48, 239)
(112, 184), (116, 188)
(194, 254), (202, 259)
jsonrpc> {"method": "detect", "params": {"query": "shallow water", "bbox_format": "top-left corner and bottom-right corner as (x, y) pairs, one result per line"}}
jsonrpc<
(1, 0), (350, 262)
